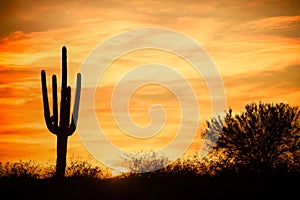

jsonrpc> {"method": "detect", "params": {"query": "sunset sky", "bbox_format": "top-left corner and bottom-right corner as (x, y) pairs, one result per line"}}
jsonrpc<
(0, 0), (299, 169)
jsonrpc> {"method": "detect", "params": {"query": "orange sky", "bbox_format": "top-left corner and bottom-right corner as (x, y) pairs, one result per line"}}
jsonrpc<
(0, 0), (299, 168)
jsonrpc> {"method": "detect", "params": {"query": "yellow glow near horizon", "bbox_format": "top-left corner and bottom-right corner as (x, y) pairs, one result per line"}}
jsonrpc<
(111, 166), (129, 177)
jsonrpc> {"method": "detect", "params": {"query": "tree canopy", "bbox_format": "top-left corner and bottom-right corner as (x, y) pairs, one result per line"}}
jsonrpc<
(204, 102), (300, 174)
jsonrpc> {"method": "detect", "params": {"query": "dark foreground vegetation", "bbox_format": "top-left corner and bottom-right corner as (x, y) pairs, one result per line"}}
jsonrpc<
(0, 158), (299, 200)
(0, 162), (299, 200)
(1, 102), (299, 199)
(0, 170), (299, 200)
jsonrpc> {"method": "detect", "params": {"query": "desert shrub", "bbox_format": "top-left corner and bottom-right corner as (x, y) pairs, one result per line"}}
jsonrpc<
(162, 152), (209, 176)
(120, 150), (215, 177)
(0, 160), (42, 179)
(0, 159), (111, 179)
(65, 159), (111, 179)
(121, 150), (170, 174)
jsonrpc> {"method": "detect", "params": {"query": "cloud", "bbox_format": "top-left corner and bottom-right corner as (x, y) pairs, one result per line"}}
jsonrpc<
(2, 0), (299, 39)
(223, 64), (300, 109)
(225, 64), (300, 90)
(225, 15), (300, 38)
(0, 0), (76, 38)
(0, 65), (36, 84)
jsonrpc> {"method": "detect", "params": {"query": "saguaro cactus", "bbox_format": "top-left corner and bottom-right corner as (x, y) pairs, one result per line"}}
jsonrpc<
(41, 46), (81, 178)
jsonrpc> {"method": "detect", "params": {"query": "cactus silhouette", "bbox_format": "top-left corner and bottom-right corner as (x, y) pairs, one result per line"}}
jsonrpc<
(41, 46), (81, 179)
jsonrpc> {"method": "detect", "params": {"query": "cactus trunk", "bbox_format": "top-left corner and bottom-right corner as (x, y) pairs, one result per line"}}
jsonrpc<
(41, 46), (81, 180)
(56, 134), (68, 178)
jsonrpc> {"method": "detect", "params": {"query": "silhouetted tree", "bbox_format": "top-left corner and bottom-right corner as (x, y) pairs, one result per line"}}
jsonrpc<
(41, 46), (81, 179)
(204, 102), (300, 174)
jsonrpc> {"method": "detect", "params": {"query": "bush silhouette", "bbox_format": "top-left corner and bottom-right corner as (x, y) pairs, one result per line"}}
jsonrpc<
(204, 102), (300, 174)
(0, 160), (42, 179)
(65, 159), (111, 179)
(121, 150), (169, 174)
(162, 152), (209, 176)
(120, 150), (211, 177)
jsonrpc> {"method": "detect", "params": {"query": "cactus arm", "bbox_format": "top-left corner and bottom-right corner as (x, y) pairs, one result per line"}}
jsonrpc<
(41, 70), (50, 120)
(52, 75), (58, 129)
(41, 70), (56, 134)
(65, 86), (71, 133)
(73, 73), (82, 126)
(67, 73), (81, 136)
